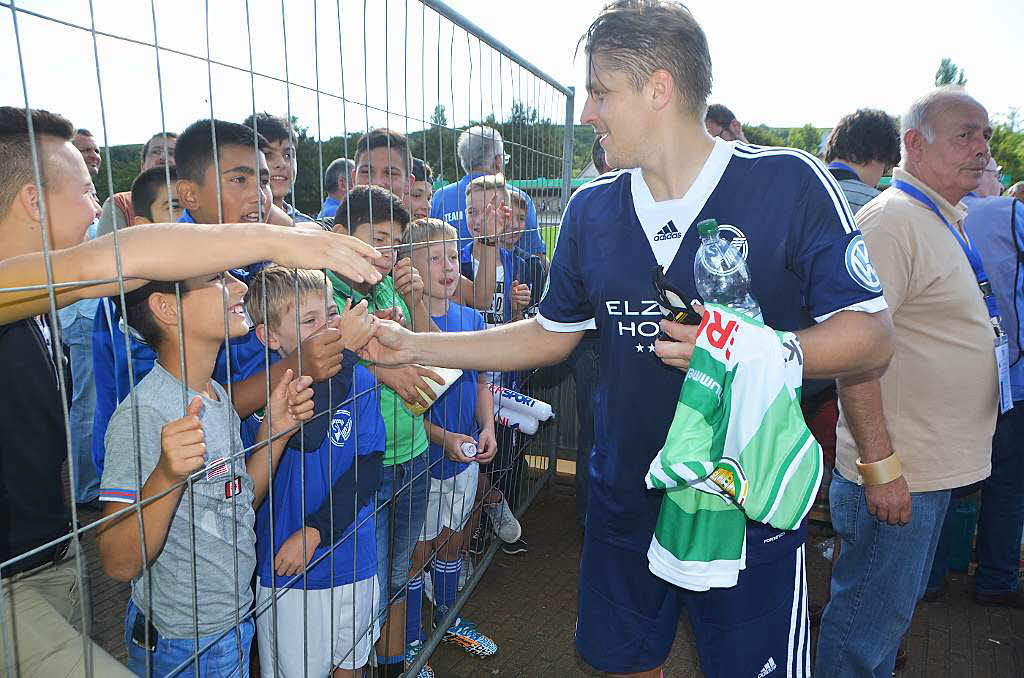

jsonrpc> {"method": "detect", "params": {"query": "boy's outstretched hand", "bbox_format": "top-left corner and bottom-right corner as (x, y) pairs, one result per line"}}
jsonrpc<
(157, 396), (207, 483)
(392, 257), (424, 309)
(271, 228), (382, 286)
(274, 526), (321, 577)
(266, 369), (315, 437)
(337, 299), (377, 353)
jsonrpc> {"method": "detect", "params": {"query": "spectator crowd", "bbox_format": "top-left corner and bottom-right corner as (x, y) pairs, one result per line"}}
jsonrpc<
(1, 1), (1022, 678)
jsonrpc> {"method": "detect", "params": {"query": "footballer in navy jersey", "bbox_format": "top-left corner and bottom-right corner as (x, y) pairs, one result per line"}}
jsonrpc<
(536, 139), (886, 558)
(366, 2), (893, 675)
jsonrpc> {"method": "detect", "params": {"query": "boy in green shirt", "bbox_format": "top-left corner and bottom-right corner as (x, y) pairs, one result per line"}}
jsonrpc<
(330, 184), (442, 677)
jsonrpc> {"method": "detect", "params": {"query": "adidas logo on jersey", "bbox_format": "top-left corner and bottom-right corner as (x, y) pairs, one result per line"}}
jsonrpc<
(653, 220), (682, 241)
(757, 657), (777, 677)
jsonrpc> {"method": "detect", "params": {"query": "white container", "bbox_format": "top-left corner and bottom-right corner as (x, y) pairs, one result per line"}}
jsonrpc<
(488, 383), (554, 421)
(495, 408), (540, 435)
(460, 441), (478, 458)
(404, 366), (463, 415)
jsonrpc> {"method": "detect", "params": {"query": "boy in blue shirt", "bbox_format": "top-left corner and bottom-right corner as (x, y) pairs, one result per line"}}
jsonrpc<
(401, 219), (499, 664)
(460, 175), (527, 548)
(241, 266), (384, 678)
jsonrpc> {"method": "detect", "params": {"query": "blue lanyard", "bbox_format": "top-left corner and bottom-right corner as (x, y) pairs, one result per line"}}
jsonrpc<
(827, 161), (858, 176)
(891, 179), (1002, 326)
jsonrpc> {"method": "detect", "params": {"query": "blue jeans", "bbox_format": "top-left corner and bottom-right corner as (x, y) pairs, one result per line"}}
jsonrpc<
(815, 471), (950, 678)
(123, 600), (253, 678)
(927, 406), (1024, 595)
(374, 452), (430, 613)
(58, 299), (100, 503)
(568, 332), (598, 527)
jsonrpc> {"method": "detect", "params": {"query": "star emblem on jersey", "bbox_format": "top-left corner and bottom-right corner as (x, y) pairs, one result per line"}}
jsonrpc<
(653, 220), (682, 242)
(634, 343), (657, 353)
(844, 235), (882, 293)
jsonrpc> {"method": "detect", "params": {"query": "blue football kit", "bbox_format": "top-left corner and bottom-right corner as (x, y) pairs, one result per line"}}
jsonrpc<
(537, 139), (887, 675)
(240, 352), (386, 589)
(426, 302), (486, 480)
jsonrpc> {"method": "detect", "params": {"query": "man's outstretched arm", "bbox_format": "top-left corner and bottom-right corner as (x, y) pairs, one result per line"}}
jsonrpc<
(656, 308), (894, 380)
(366, 316), (583, 373)
(0, 223), (381, 324)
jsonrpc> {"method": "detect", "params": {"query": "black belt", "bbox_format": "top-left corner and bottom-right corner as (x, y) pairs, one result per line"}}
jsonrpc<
(2, 538), (72, 578)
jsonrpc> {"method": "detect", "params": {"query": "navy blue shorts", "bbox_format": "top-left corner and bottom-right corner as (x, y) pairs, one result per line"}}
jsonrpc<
(575, 535), (810, 676)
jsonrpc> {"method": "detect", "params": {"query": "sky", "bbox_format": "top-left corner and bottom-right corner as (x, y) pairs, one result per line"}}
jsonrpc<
(1, 0), (1021, 149)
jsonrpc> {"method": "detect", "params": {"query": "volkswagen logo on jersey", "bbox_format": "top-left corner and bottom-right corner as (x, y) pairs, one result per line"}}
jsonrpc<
(653, 220), (682, 241)
(717, 224), (749, 260)
(330, 409), (353, 446)
(844, 235), (882, 293)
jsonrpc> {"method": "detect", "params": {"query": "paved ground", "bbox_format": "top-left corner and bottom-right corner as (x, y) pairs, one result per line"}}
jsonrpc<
(76, 480), (1023, 677)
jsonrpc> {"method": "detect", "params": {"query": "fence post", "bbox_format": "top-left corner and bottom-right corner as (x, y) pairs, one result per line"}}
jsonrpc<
(560, 86), (575, 212)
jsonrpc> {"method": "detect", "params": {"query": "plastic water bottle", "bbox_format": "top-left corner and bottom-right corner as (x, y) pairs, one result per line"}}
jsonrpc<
(693, 219), (762, 321)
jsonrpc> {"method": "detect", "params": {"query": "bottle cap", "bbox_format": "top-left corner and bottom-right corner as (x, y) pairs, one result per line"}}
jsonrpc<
(696, 219), (719, 237)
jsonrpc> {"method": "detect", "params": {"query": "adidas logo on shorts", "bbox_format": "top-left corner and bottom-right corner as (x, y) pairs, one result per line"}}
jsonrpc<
(756, 656), (777, 677)
(653, 220), (682, 241)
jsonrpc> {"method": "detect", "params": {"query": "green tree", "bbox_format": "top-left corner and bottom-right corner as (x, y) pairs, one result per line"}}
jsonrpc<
(786, 123), (822, 154)
(742, 124), (785, 147)
(990, 124), (1024, 185)
(935, 57), (967, 87)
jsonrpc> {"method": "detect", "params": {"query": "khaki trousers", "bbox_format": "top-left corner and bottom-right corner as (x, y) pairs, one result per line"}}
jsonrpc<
(1, 548), (132, 677)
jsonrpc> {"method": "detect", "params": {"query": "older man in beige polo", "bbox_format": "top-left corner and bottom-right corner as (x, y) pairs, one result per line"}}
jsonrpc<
(816, 87), (998, 678)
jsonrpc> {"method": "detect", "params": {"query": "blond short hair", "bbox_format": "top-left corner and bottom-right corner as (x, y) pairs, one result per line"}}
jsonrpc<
(400, 217), (458, 258)
(464, 173), (510, 203)
(244, 265), (333, 329)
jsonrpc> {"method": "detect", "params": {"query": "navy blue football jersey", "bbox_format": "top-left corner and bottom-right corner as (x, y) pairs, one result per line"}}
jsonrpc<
(538, 139), (887, 559)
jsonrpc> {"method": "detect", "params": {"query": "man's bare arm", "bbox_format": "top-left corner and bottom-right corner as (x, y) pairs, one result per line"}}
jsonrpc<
(656, 309), (894, 380)
(797, 309), (894, 379)
(837, 369), (911, 525)
(367, 316), (582, 373)
(0, 223), (381, 324)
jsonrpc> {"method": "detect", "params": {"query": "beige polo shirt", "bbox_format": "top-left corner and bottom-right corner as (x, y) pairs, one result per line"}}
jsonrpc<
(835, 168), (996, 492)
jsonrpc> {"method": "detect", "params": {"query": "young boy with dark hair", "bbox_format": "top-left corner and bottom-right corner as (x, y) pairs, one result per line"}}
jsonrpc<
(401, 218), (499, 665)
(241, 266), (383, 678)
(0, 105), (377, 678)
(91, 118), (366, 480)
(329, 184), (444, 678)
(352, 128), (414, 201)
(243, 112), (313, 223)
(409, 158), (433, 220)
(96, 272), (314, 677)
(130, 165), (182, 225)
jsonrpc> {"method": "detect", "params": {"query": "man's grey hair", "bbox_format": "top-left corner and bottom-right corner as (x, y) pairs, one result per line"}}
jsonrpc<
(324, 157), (354, 195)
(901, 86), (981, 146)
(457, 125), (503, 174)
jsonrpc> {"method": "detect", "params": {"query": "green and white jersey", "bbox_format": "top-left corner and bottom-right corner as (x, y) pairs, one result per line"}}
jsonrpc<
(645, 304), (822, 591)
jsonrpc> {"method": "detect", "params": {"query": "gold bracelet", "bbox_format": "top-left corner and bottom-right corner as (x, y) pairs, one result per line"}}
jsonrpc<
(856, 454), (903, 486)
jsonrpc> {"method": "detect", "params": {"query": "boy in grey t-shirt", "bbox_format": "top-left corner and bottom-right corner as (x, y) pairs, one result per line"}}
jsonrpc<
(97, 272), (315, 677)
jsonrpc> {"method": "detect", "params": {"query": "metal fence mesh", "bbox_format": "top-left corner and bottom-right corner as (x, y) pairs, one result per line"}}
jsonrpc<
(0, 0), (577, 676)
